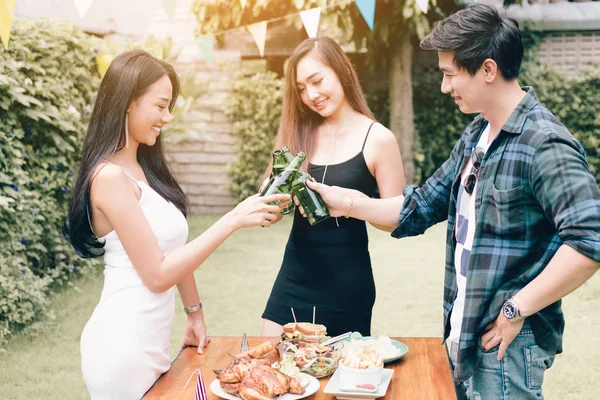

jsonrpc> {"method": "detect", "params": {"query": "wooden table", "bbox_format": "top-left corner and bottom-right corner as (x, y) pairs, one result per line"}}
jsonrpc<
(145, 337), (456, 400)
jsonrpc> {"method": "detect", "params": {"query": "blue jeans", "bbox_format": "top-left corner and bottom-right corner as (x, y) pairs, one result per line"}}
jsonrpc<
(449, 322), (555, 400)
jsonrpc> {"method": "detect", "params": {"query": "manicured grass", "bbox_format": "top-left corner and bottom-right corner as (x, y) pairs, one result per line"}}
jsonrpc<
(0, 214), (598, 399)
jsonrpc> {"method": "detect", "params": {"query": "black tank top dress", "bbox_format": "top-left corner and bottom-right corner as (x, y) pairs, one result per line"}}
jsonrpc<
(262, 122), (378, 336)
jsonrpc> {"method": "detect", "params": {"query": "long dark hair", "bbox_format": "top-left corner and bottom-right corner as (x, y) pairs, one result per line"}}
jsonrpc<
(64, 49), (189, 258)
(275, 36), (374, 164)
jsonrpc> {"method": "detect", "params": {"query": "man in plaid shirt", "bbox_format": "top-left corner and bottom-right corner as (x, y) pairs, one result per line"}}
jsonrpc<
(307, 4), (600, 399)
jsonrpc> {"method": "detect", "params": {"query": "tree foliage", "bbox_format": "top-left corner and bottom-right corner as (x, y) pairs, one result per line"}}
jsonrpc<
(0, 19), (102, 344)
(192, 0), (453, 63)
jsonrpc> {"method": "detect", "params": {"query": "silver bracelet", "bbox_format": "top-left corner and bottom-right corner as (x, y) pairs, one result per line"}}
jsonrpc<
(183, 302), (203, 314)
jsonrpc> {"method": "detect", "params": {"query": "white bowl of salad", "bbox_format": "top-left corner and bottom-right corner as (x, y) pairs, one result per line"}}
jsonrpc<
(276, 340), (340, 378)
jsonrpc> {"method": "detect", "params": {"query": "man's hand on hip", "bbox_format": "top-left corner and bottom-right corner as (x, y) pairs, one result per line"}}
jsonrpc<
(481, 312), (525, 361)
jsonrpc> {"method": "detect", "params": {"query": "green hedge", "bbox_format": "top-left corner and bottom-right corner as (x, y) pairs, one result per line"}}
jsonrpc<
(225, 71), (284, 201)
(409, 60), (600, 185)
(365, 82), (472, 185)
(521, 64), (600, 181)
(0, 20), (100, 343)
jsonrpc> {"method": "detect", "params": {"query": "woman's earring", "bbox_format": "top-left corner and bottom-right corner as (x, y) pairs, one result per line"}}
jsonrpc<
(125, 113), (129, 149)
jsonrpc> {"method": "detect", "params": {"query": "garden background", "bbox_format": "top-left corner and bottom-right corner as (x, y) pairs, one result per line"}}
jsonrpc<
(0, 0), (599, 399)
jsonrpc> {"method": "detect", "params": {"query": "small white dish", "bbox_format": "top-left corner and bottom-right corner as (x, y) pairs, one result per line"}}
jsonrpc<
(338, 363), (384, 388)
(324, 367), (394, 399)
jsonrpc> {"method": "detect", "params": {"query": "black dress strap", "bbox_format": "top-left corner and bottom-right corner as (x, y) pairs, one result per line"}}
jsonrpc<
(361, 121), (377, 152)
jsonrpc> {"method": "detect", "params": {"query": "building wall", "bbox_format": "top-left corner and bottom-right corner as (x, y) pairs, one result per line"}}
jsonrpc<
(538, 31), (600, 74)
(147, 3), (243, 215)
(167, 51), (241, 215)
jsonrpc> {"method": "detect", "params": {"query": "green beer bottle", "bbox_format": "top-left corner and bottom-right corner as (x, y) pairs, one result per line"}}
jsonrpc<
(260, 152), (306, 206)
(271, 149), (287, 178)
(291, 170), (330, 226)
(281, 146), (292, 159)
(283, 146), (329, 224)
(276, 147), (296, 215)
(281, 146), (296, 167)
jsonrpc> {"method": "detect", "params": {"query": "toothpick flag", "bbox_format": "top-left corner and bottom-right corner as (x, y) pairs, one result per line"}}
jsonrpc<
(355, 0), (375, 31)
(299, 7), (322, 39)
(73, 0), (94, 19)
(247, 21), (267, 57)
(0, 0), (16, 50)
(162, 0), (176, 24)
(197, 34), (214, 64)
(415, 0), (429, 14)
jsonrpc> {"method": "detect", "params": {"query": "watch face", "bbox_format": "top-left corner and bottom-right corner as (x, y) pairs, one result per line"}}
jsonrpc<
(503, 302), (517, 319)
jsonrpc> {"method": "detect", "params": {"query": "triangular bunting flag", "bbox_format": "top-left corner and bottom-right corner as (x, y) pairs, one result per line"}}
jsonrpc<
(240, 0), (247, 10)
(355, 0), (375, 31)
(299, 8), (321, 39)
(150, 41), (165, 60)
(415, 0), (429, 14)
(162, 0), (176, 24)
(95, 54), (113, 78)
(247, 21), (267, 57)
(73, 0), (94, 19)
(197, 34), (214, 64)
(0, 0), (16, 50)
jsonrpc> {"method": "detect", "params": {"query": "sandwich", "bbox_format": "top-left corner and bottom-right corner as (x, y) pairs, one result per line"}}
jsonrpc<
(296, 322), (327, 343)
(282, 322), (327, 343)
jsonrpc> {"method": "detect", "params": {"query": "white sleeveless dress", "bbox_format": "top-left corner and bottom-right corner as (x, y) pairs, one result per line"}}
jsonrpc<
(80, 173), (188, 399)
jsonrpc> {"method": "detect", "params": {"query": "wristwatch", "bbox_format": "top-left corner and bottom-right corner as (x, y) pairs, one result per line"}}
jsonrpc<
(184, 302), (203, 314)
(502, 298), (526, 323)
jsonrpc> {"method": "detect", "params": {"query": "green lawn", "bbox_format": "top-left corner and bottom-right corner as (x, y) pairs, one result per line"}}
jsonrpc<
(0, 214), (598, 399)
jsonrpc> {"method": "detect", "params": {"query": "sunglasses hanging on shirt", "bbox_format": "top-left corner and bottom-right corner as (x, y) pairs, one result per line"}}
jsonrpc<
(464, 147), (485, 195)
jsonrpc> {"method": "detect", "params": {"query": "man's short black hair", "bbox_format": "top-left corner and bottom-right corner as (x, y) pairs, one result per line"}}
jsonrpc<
(420, 4), (523, 80)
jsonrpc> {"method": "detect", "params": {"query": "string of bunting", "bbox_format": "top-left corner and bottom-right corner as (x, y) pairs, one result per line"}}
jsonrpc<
(195, 0), (428, 63)
(196, 0), (379, 62)
(0, 0), (180, 50)
(1, 0), (429, 71)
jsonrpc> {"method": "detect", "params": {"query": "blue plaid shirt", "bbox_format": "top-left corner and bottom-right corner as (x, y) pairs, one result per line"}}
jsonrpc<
(392, 87), (600, 381)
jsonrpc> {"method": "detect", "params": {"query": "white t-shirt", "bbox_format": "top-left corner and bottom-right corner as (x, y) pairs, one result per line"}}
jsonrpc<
(449, 124), (492, 343)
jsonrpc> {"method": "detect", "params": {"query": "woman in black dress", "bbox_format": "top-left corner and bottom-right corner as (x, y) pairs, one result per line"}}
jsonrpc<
(261, 37), (405, 337)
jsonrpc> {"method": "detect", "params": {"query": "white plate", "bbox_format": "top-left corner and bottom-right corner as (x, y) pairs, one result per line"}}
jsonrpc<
(209, 373), (319, 400)
(323, 368), (394, 399)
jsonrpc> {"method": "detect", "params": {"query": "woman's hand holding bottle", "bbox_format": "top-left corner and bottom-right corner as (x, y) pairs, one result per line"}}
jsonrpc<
(226, 193), (291, 229)
(259, 176), (293, 224)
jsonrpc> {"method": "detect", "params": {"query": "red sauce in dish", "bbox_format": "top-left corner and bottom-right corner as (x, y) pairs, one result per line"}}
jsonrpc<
(356, 384), (377, 390)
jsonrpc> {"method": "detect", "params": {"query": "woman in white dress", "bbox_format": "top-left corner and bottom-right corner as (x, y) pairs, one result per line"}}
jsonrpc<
(64, 50), (290, 399)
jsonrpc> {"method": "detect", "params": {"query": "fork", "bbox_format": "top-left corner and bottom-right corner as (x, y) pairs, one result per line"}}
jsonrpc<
(240, 332), (249, 353)
(321, 331), (352, 347)
(215, 332), (250, 374)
